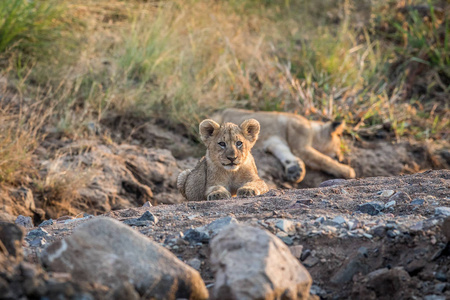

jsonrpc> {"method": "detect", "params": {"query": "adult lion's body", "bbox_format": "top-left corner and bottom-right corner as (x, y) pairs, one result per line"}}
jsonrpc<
(177, 119), (268, 201)
(213, 108), (356, 183)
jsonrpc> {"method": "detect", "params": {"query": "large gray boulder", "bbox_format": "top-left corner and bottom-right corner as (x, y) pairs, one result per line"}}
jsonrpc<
(41, 217), (208, 300)
(210, 224), (312, 300)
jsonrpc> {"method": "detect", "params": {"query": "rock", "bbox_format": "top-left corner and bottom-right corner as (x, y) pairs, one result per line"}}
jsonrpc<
(314, 216), (325, 225)
(410, 198), (425, 205)
(184, 216), (238, 243)
(357, 202), (384, 216)
(29, 237), (47, 247)
(331, 250), (370, 283)
(38, 219), (53, 227)
(142, 201), (152, 207)
(187, 258), (202, 271)
(0, 222), (24, 259)
(378, 190), (395, 197)
(353, 267), (412, 299)
(443, 217), (450, 241)
(319, 179), (347, 187)
(210, 224), (312, 300)
(371, 226), (386, 238)
(303, 256), (320, 268)
(435, 207), (450, 217)
(424, 295), (446, 300)
(15, 215), (33, 228)
(27, 228), (50, 239)
(384, 200), (396, 209)
(289, 245), (304, 259)
(123, 211), (158, 226)
(280, 236), (294, 245)
(276, 219), (295, 234)
(41, 218), (208, 299)
(389, 191), (411, 203)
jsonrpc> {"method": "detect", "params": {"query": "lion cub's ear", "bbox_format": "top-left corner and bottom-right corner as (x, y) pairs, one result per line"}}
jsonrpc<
(240, 119), (260, 143)
(199, 119), (220, 144)
(329, 120), (345, 136)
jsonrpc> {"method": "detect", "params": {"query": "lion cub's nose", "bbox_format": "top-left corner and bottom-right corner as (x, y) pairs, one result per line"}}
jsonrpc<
(227, 156), (237, 163)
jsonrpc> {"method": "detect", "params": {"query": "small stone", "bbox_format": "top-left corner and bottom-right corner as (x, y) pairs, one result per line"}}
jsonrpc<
(371, 226), (386, 238)
(379, 190), (395, 197)
(435, 271), (447, 282)
(142, 201), (152, 208)
(123, 211), (158, 226)
(358, 202), (384, 216)
(410, 198), (425, 205)
(276, 219), (295, 234)
(29, 237), (47, 247)
(314, 216), (325, 225)
(183, 229), (210, 243)
(363, 233), (373, 239)
(289, 245), (304, 259)
(319, 179), (347, 187)
(389, 191), (411, 203)
(435, 207), (450, 217)
(15, 215), (33, 228)
(276, 232), (288, 238)
(332, 216), (346, 225)
(279, 236), (293, 245)
(384, 200), (396, 209)
(303, 256), (320, 268)
(443, 217), (450, 241)
(187, 214), (199, 220)
(410, 221), (423, 232)
(386, 230), (398, 238)
(27, 228), (50, 239)
(301, 249), (311, 261)
(434, 283), (447, 293)
(424, 295), (446, 300)
(38, 219), (53, 227)
(187, 258), (202, 271)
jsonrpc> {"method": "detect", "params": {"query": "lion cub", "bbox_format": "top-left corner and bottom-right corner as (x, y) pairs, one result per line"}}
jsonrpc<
(177, 119), (269, 201)
(214, 108), (356, 183)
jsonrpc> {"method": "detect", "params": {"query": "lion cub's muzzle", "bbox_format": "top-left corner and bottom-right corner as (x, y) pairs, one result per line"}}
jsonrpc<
(222, 156), (241, 170)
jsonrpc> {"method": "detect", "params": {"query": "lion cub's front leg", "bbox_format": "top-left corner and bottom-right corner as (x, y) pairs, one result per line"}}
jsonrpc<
(206, 186), (232, 201)
(237, 179), (269, 198)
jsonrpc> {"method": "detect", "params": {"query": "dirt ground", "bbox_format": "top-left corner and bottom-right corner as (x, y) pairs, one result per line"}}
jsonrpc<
(22, 169), (450, 299)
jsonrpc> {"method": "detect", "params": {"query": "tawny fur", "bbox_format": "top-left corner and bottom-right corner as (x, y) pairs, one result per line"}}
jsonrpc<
(177, 119), (269, 201)
(213, 108), (356, 183)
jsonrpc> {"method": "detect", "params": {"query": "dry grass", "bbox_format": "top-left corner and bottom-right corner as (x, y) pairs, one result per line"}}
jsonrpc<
(0, 0), (448, 217)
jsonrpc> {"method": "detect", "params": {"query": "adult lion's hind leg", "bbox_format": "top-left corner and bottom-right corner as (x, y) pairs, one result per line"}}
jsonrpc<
(299, 146), (356, 179)
(263, 136), (306, 183)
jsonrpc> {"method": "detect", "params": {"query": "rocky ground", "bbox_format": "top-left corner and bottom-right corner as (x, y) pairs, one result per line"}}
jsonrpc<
(1, 169), (449, 299)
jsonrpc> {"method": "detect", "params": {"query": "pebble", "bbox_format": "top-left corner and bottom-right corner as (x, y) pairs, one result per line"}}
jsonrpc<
(29, 237), (47, 247)
(27, 228), (50, 239)
(384, 201), (396, 209)
(363, 233), (373, 239)
(358, 202), (384, 216)
(15, 215), (33, 228)
(378, 190), (395, 197)
(123, 211), (158, 226)
(435, 207), (450, 217)
(279, 236), (294, 246)
(289, 245), (304, 259)
(424, 295), (446, 300)
(142, 201), (152, 207)
(303, 256), (319, 267)
(389, 191), (411, 203)
(38, 219), (53, 227)
(318, 179), (347, 187)
(187, 258), (202, 270)
(332, 216), (347, 226)
(410, 198), (425, 205)
(275, 219), (295, 234)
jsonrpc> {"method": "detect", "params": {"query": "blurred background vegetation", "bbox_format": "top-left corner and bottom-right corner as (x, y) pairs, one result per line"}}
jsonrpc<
(0, 0), (449, 186)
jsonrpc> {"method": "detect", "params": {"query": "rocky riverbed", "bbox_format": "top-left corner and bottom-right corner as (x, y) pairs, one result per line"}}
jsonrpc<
(1, 169), (449, 299)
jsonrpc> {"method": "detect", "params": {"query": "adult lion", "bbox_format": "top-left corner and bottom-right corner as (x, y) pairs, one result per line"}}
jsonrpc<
(213, 108), (356, 183)
(177, 119), (269, 201)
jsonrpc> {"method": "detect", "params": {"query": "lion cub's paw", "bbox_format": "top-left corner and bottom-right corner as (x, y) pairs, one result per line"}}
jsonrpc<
(207, 190), (231, 201)
(346, 167), (356, 179)
(237, 187), (258, 198)
(285, 159), (306, 183)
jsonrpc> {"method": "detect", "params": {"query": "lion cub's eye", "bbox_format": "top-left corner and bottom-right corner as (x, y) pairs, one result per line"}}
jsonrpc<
(218, 142), (226, 148)
(236, 141), (243, 148)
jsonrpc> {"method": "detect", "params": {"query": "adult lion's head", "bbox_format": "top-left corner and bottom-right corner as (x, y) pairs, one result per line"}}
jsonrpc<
(199, 118), (260, 171)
